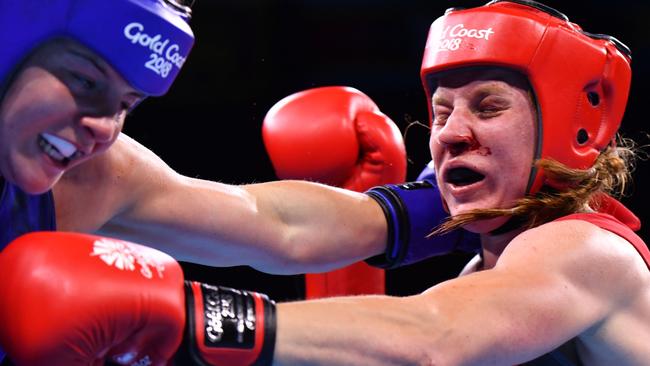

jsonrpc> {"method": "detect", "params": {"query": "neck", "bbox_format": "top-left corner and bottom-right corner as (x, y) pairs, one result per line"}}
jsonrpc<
(479, 227), (526, 270)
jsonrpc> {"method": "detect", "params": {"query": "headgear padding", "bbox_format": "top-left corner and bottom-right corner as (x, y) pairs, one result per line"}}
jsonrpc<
(421, 0), (632, 193)
(0, 0), (195, 96)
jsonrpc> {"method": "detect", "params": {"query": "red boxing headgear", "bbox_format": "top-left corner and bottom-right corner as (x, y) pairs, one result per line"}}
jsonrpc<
(421, 0), (632, 193)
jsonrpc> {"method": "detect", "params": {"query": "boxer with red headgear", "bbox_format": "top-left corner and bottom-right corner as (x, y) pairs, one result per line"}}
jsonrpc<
(267, 2), (648, 363)
(2, 1), (649, 365)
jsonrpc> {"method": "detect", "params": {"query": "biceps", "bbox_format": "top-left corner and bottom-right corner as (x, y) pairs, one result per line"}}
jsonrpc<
(110, 175), (263, 240)
(100, 176), (290, 265)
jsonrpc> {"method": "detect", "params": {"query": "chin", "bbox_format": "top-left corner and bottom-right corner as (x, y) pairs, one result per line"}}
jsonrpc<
(14, 173), (61, 195)
(17, 181), (55, 195)
(460, 216), (511, 234)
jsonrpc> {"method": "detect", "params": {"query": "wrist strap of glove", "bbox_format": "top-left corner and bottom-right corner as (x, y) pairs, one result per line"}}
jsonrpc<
(175, 282), (276, 366)
(365, 180), (480, 269)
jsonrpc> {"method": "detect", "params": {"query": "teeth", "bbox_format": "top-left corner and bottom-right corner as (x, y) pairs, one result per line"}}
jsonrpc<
(38, 136), (66, 162)
(40, 133), (77, 158)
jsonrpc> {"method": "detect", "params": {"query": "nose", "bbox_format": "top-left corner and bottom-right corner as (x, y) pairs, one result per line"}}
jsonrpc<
(433, 108), (478, 157)
(79, 114), (120, 148)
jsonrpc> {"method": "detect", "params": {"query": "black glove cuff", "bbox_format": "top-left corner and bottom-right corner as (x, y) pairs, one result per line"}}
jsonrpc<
(175, 282), (276, 366)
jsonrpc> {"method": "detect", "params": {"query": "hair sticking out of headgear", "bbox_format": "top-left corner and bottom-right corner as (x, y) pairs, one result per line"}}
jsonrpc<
(164, 0), (195, 16)
(0, 0), (195, 96)
(420, 0), (632, 194)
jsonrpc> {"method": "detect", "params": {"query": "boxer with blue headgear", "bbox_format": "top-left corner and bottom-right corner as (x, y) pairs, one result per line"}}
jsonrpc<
(0, 0), (194, 196)
(0, 1), (197, 363)
(0, 0), (194, 95)
(0, 1), (442, 364)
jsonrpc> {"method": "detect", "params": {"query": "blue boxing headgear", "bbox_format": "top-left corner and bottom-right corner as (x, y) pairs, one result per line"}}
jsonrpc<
(0, 0), (195, 96)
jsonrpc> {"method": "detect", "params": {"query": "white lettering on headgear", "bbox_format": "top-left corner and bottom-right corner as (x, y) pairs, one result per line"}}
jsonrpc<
(123, 22), (187, 78)
(437, 23), (495, 51)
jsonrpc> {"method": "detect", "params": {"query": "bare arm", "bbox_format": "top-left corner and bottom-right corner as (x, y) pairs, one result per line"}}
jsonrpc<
(273, 220), (648, 365)
(54, 133), (387, 273)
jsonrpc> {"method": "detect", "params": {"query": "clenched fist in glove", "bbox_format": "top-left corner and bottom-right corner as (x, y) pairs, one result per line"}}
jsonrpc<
(262, 86), (407, 192)
(0, 232), (276, 366)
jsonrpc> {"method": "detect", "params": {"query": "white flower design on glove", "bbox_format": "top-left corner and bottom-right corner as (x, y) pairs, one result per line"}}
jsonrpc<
(90, 238), (165, 279)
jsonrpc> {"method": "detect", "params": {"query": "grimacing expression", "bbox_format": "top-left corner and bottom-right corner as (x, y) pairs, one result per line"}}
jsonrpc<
(429, 68), (537, 234)
(0, 39), (143, 194)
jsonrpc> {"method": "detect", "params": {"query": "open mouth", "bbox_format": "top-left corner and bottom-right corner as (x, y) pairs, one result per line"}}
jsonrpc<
(445, 167), (485, 186)
(38, 133), (82, 166)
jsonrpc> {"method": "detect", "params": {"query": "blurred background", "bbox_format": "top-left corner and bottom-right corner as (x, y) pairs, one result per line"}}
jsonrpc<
(124, 0), (650, 300)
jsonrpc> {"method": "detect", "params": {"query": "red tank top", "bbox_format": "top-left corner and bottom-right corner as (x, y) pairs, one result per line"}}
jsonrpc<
(523, 207), (648, 366)
(555, 212), (650, 269)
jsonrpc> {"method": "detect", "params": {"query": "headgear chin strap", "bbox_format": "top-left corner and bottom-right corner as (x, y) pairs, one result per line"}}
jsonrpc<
(0, 0), (195, 96)
(421, 0), (632, 194)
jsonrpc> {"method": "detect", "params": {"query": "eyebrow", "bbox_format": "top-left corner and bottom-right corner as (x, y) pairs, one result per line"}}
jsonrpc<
(472, 84), (511, 96)
(433, 83), (512, 103)
(431, 95), (449, 106)
(68, 48), (108, 77)
(67, 47), (146, 100)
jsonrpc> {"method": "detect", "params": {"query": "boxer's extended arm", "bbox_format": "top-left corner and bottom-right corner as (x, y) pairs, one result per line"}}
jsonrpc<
(54, 133), (387, 274)
(272, 220), (648, 365)
(6, 218), (646, 365)
(55, 86), (481, 273)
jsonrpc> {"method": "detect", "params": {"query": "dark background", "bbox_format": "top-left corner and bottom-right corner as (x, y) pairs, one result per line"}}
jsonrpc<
(124, 0), (650, 301)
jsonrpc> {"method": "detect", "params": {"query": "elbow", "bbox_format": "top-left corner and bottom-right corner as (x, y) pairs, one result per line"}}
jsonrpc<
(380, 339), (452, 366)
(397, 296), (471, 366)
(261, 235), (342, 274)
(403, 338), (457, 366)
(256, 227), (359, 274)
(245, 227), (328, 274)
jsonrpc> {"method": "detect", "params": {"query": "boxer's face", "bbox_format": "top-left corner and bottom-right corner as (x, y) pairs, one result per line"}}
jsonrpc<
(0, 39), (143, 194)
(429, 68), (536, 233)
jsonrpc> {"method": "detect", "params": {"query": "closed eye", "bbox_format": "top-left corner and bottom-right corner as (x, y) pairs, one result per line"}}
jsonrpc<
(475, 97), (510, 119)
(432, 113), (449, 126)
(432, 104), (452, 126)
(477, 107), (505, 118)
(70, 71), (96, 91)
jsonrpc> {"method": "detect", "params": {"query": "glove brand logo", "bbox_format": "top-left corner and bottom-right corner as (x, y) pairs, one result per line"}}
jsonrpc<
(201, 285), (257, 348)
(436, 23), (495, 51)
(205, 291), (226, 342)
(123, 22), (187, 78)
(91, 238), (166, 279)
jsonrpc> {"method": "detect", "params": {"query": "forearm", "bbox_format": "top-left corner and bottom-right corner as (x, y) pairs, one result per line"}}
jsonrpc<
(102, 178), (387, 274)
(273, 263), (607, 366)
(246, 180), (388, 268)
(274, 295), (438, 366)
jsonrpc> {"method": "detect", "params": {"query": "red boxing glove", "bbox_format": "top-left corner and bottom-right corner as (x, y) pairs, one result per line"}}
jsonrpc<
(263, 86), (407, 298)
(262, 86), (407, 192)
(0, 232), (276, 366)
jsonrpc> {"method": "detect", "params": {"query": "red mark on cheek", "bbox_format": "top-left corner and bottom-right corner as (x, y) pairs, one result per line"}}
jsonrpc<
(464, 137), (492, 156)
(473, 146), (491, 156)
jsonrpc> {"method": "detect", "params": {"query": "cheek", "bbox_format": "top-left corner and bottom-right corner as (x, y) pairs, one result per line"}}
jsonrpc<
(2, 69), (76, 128)
(514, 119), (536, 166)
(495, 129), (536, 190)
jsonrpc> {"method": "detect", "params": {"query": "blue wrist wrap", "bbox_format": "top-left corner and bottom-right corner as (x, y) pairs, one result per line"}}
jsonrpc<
(365, 174), (480, 269)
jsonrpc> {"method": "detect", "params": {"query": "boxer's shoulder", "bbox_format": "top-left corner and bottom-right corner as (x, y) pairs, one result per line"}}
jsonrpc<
(53, 133), (178, 232)
(501, 219), (647, 302)
(503, 219), (635, 266)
